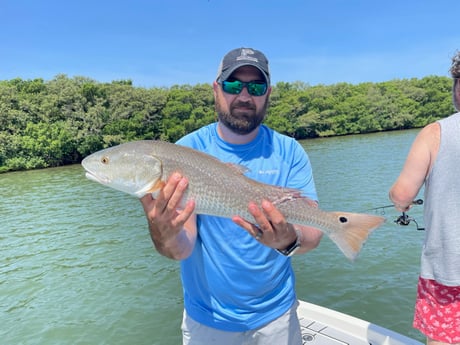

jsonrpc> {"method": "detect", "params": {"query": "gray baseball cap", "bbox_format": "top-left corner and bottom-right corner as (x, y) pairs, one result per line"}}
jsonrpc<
(216, 47), (270, 85)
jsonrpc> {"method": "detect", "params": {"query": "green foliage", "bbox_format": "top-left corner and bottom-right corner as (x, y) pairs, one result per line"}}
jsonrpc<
(0, 74), (455, 172)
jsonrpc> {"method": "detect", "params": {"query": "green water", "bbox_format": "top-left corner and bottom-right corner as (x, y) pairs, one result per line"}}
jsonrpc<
(1, 129), (425, 344)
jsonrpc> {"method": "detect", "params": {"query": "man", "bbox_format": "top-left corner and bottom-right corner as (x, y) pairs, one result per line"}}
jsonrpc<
(141, 47), (323, 345)
(389, 51), (460, 345)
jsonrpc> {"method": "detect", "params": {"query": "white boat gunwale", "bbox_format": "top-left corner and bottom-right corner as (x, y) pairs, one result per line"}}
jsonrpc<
(297, 300), (423, 345)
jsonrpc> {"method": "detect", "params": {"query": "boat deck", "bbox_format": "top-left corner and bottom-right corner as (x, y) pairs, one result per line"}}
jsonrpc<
(297, 300), (423, 345)
(300, 315), (371, 345)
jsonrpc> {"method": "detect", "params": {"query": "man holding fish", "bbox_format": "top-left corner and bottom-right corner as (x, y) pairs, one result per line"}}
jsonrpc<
(82, 48), (384, 344)
(141, 47), (322, 344)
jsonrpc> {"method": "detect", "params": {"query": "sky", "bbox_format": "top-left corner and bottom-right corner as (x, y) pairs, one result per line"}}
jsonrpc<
(1, 0), (459, 88)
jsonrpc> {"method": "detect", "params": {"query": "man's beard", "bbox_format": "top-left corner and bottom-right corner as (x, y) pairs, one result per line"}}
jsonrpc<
(216, 99), (269, 135)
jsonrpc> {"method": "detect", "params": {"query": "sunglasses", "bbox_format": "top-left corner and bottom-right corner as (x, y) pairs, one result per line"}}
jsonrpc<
(221, 79), (268, 96)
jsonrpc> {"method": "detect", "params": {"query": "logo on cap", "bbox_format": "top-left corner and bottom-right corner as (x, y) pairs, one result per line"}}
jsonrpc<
(236, 48), (259, 63)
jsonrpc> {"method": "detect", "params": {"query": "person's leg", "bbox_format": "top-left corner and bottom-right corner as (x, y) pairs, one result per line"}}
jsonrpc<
(181, 302), (302, 345)
(248, 301), (302, 345)
(427, 338), (460, 345)
(181, 311), (243, 345)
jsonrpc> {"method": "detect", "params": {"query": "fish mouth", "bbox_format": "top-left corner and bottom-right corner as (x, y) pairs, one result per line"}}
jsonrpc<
(85, 171), (110, 185)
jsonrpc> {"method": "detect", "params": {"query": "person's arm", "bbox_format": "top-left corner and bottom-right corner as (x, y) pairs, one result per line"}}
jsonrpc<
(295, 224), (323, 254)
(389, 123), (440, 211)
(140, 173), (197, 260)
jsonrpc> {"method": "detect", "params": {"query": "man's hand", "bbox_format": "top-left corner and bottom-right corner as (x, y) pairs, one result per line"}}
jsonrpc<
(232, 200), (298, 249)
(140, 173), (196, 260)
(232, 199), (322, 254)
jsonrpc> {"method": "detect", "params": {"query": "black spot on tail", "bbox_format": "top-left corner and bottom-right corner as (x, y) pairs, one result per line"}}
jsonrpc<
(339, 216), (348, 223)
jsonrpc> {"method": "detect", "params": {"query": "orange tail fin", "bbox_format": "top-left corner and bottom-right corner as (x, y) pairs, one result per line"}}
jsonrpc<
(327, 212), (385, 261)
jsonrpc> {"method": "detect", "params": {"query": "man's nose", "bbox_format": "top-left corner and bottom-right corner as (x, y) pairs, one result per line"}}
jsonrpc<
(236, 85), (252, 100)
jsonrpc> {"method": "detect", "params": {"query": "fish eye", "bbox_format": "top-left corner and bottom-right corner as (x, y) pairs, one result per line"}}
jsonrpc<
(101, 156), (109, 164)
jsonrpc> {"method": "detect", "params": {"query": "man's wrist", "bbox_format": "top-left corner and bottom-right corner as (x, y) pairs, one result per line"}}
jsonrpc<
(276, 228), (302, 257)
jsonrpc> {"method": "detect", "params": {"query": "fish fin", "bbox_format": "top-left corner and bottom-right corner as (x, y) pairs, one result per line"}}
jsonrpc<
(327, 212), (385, 261)
(270, 188), (304, 205)
(247, 182), (306, 204)
(225, 163), (250, 175)
(146, 179), (165, 193)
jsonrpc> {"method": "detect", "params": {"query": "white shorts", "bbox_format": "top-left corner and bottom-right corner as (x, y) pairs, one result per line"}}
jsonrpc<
(181, 301), (302, 345)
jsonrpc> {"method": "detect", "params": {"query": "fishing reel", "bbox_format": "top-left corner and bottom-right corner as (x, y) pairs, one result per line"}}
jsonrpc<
(393, 199), (424, 230)
(369, 199), (425, 231)
(394, 212), (424, 230)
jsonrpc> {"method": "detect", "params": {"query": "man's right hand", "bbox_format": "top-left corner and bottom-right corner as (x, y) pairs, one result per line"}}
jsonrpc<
(140, 173), (196, 260)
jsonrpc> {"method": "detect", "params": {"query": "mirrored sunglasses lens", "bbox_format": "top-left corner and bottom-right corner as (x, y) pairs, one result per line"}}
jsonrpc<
(248, 82), (267, 96)
(222, 80), (243, 94)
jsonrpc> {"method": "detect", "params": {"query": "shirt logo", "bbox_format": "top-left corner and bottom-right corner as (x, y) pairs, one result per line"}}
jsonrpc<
(258, 169), (279, 175)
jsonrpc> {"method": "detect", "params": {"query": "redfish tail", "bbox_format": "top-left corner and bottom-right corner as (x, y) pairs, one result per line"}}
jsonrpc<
(327, 212), (385, 261)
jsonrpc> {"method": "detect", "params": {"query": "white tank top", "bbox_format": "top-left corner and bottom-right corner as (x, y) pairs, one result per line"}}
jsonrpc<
(422, 112), (460, 285)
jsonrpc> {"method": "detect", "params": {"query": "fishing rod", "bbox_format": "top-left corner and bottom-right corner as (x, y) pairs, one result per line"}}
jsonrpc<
(367, 199), (425, 231)
(368, 198), (423, 212)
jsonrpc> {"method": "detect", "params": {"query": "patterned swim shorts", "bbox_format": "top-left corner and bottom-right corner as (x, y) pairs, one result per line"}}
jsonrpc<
(413, 277), (460, 343)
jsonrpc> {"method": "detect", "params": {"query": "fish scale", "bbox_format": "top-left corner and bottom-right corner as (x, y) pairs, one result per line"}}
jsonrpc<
(151, 143), (294, 218)
(82, 140), (385, 260)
